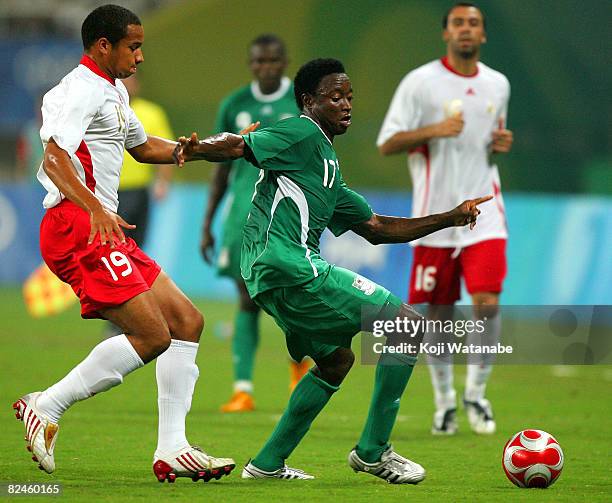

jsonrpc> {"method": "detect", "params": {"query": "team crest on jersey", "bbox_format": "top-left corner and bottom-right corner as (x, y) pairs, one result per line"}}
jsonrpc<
(236, 111), (252, 130)
(352, 275), (375, 296)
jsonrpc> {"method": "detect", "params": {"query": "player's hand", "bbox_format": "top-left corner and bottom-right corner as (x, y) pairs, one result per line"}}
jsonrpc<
(491, 121), (513, 153)
(200, 227), (215, 264)
(173, 132), (201, 166)
(239, 121), (260, 135)
(435, 114), (464, 137)
(449, 195), (493, 229)
(88, 207), (135, 248)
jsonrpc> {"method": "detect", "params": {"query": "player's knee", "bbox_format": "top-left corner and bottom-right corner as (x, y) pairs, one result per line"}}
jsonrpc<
(181, 308), (204, 342)
(338, 349), (356, 377)
(399, 303), (424, 322)
(239, 293), (258, 312)
(149, 332), (172, 358)
(472, 294), (500, 319)
(316, 348), (355, 386)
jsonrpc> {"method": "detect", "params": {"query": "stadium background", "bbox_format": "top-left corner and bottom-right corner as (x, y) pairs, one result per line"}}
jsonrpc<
(0, 1), (610, 500)
(0, 0), (610, 305)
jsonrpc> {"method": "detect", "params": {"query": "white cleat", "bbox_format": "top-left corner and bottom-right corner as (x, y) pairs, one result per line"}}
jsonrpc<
(12, 392), (59, 474)
(153, 445), (235, 483)
(348, 446), (426, 484)
(431, 407), (458, 435)
(242, 460), (314, 480)
(464, 397), (496, 434)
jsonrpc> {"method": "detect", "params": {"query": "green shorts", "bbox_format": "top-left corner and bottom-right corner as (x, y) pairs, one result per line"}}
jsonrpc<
(253, 266), (403, 361)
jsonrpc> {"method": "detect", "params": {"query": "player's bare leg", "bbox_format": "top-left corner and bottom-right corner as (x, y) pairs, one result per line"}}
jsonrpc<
(14, 290), (171, 473)
(464, 293), (500, 434)
(243, 347), (353, 480)
(147, 271), (235, 482)
(221, 280), (259, 412)
(426, 304), (458, 435)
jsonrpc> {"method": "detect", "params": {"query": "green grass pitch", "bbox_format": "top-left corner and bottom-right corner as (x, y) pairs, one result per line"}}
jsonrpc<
(0, 286), (610, 502)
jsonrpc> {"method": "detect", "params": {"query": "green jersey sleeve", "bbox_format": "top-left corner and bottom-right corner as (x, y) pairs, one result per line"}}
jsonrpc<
(328, 179), (373, 236)
(241, 118), (317, 171)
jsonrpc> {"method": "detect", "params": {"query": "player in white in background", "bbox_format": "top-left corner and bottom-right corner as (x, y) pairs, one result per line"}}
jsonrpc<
(12, 4), (236, 482)
(377, 2), (513, 435)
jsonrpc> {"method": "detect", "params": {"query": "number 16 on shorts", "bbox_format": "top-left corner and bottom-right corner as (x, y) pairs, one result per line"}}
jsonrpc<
(414, 265), (437, 292)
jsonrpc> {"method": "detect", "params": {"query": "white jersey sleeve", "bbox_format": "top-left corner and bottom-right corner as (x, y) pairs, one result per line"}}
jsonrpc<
(40, 78), (104, 156)
(376, 72), (424, 147)
(125, 105), (147, 149)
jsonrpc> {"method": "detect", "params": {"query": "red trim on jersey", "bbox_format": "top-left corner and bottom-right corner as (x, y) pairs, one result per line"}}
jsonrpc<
(79, 54), (115, 86)
(409, 144), (431, 216)
(76, 141), (96, 192)
(440, 56), (479, 77)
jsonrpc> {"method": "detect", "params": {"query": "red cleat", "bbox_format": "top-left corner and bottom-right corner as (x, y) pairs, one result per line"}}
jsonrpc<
(152, 446), (235, 483)
(13, 392), (59, 474)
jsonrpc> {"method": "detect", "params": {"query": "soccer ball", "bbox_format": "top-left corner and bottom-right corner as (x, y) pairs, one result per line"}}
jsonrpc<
(502, 429), (564, 488)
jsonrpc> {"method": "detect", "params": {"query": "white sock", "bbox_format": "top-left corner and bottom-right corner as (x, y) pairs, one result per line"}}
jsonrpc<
(36, 335), (144, 423)
(425, 325), (455, 410)
(234, 380), (253, 393)
(428, 363), (456, 410)
(465, 312), (501, 402)
(156, 339), (199, 454)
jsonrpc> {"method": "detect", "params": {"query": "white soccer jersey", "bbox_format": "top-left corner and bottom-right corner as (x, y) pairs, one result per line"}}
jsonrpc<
(38, 55), (147, 212)
(377, 57), (510, 247)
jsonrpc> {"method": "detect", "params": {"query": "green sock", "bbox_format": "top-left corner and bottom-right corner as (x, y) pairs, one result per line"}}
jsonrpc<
(233, 310), (260, 383)
(252, 370), (339, 471)
(356, 353), (417, 463)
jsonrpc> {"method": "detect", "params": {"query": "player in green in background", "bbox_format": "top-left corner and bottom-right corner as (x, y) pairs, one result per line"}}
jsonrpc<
(200, 35), (309, 413)
(179, 58), (491, 483)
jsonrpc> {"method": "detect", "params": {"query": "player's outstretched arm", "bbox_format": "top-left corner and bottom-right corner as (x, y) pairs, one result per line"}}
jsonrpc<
(353, 195), (492, 244)
(127, 135), (182, 165)
(43, 140), (135, 247)
(175, 132), (246, 163)
(176, 122), (260, 165)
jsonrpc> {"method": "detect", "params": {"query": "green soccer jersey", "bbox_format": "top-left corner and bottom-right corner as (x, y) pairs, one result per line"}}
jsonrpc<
(215, 77), (299, 227)
(214, 77), (299, 278)
(240, 115), (374, 297)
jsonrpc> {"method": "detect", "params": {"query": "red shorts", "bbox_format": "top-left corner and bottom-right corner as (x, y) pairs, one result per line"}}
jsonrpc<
(40, 200), (161, 319)
(408, 239), (507, 305)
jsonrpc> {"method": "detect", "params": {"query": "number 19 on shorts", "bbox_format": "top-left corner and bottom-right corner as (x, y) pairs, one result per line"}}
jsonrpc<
(101, 251), (133, 281)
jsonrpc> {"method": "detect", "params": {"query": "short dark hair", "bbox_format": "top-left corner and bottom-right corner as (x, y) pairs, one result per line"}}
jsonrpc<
(294, 58), (345, 110)
(249, 33), (286, 56)
(81, 4), (141, 49)
(442, 2), (486, 30)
